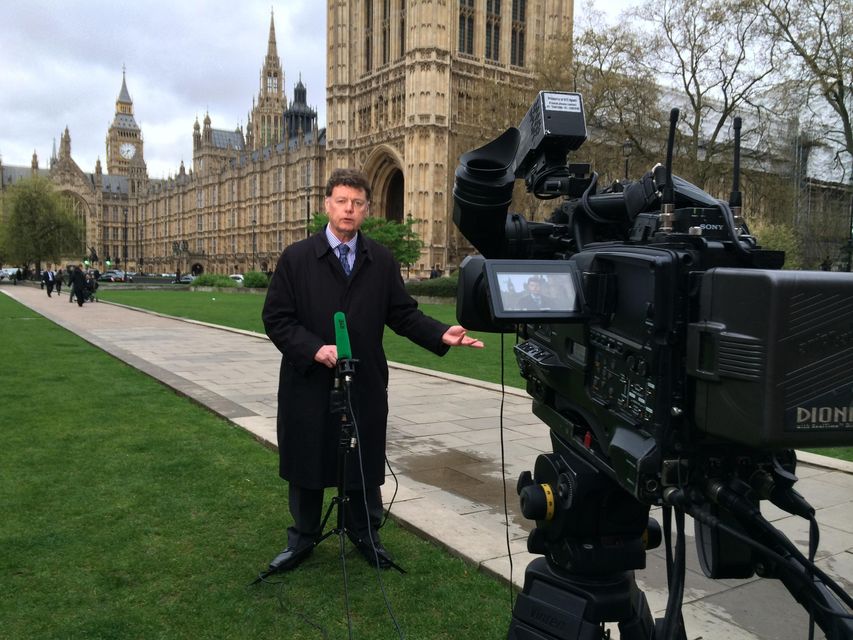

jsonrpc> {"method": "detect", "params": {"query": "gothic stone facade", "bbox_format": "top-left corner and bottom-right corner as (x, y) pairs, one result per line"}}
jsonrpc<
(327, 0), (574, 271)
(3, 2), (574, 276)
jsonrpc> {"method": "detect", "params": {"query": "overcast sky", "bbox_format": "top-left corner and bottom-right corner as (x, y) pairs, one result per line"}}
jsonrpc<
(0, 0), (637, 179)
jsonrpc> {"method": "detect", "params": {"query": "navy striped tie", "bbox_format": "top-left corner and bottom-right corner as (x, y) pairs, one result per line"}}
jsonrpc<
(339, 244), (351, 276)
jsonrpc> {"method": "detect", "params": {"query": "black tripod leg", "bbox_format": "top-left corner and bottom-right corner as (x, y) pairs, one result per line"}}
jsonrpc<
(315, 497), (342, 545)
(617, 585), (657, 640)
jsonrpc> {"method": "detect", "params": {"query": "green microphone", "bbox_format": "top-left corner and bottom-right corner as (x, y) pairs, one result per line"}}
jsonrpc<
(334, 311), (352, 359)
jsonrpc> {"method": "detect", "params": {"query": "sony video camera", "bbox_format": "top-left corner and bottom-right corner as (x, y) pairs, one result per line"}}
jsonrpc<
(453, 91), (853, 639)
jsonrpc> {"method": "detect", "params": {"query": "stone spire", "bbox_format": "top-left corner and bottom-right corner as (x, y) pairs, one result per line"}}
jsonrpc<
(267, 10), (278, 60)
(60, 126), (71, 159)
(118, 68), (131, 104)
(249, 10), (284, 150)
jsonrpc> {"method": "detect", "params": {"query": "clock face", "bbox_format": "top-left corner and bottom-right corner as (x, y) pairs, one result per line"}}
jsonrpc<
(119, 142), (136, 160)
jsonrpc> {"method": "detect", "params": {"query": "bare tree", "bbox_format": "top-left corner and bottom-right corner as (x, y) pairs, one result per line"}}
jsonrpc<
(759, 0), (853, 184)
(569, 10), (665, 169)
(632, 0), (777, 189)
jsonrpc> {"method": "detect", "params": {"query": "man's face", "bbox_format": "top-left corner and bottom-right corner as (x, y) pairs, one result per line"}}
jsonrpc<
(527, 279), (541, 295)
(325, 185), (369, 242)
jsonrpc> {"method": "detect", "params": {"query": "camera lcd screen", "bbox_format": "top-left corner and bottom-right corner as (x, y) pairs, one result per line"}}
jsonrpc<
(484, 260), (586, 322)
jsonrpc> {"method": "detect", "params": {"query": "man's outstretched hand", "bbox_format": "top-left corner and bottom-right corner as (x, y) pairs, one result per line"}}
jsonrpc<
(441, 325), (484, 349)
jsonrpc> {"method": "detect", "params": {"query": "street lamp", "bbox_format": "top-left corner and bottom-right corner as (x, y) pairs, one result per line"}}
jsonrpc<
(622, 139), (633, 181)
(123, 207), (128, 275)
(251, 218), (257, 271)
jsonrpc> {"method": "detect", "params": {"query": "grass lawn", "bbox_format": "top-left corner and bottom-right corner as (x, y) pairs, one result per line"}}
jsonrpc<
(0, 294), (513, 639)
(98, 288), (527, 390)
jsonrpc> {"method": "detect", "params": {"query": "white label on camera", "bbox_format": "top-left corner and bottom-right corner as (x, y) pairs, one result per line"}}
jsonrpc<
(544, 93), (581, 113)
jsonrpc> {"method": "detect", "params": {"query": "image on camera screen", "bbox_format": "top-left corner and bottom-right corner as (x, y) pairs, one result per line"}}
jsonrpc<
(496, 272), (578, 311)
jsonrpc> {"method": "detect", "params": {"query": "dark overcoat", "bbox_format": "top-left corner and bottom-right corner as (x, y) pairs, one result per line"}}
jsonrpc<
(262, 230), (450, 490)
(70, 268), (87, 299)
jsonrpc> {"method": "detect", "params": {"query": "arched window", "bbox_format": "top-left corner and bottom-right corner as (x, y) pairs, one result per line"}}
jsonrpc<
(459, 0), (474, 55)
(485, 0), (501, 62)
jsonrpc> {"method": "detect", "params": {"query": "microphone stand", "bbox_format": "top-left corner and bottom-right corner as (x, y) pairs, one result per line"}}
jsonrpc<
(250, 359), (362, 586)
(315, 357), (406, 574)
(252, 355), (403, 585)
(315, 357), (361, 556)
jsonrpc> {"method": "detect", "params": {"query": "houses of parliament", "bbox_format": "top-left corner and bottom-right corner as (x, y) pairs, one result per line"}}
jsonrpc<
(0, 1), (572, 277)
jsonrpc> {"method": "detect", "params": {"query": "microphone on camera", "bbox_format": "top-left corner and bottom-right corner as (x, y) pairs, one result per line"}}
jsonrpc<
(334, 311), (352, 360)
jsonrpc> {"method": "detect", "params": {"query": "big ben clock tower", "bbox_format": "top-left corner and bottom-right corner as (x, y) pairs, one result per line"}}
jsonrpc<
(106, 68), (146, 181)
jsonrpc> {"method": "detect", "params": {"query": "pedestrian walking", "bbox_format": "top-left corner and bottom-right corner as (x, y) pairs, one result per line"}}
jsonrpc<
(41, 266), (56, 297)
(69, 266), (87, 307)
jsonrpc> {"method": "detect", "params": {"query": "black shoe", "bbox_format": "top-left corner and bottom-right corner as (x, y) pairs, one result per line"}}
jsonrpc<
(354, 539), (394, 569)
(268, 545), (312, 573)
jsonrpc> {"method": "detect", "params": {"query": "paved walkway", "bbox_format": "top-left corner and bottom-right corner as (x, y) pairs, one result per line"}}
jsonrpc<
(4, 283), (852, 639)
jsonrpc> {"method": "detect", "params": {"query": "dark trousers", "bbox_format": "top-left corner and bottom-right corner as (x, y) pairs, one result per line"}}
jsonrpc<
(45, 281), (54, 296)
(287, 482), (384, 551)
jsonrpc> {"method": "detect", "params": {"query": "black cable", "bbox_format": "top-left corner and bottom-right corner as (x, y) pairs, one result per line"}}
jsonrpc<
(663, 507), (687, 640)
(715, 199), (751, 259)
(529, 165), (573, 200)
(672, 510), (687, 640)
(662, 505), (674, 585)
(254, 375), (408, 640)
(380, 455), (401, 531)
(579, 172), (604, 222)
(247, 570), (331, 638)
(808, 514), (821, 640)
(716, 486), (853, 612)
(349, 383), (406, 639)
(682, 498), (853, 617)
(339, 508), (354, 640)
(715, 513), (853, 617)
(498, 331), (514, 613)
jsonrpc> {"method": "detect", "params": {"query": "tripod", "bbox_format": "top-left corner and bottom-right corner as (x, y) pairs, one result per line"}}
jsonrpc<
(509, 435), (680, 640)
(314, 358), (405, 574)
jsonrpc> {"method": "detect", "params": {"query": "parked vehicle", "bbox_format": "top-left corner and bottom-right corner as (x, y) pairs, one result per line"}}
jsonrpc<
(229, 274), (244, 284)
(100, 270), (132, 282)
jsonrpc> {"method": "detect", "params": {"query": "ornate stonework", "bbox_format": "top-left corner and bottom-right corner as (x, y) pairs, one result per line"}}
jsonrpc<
(327, 0), (574, 272)
(3, 2), (574, 276)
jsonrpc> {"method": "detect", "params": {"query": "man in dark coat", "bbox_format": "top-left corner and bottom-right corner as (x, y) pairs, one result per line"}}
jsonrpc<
(262, 168), (483, 573)
(41, 266), (56, 297)
(69, 266), (87, 307)
(515, 276), (558, 309)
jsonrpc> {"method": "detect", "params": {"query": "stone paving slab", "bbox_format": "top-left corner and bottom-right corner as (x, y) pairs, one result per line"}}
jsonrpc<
(3, 283), (851, 640)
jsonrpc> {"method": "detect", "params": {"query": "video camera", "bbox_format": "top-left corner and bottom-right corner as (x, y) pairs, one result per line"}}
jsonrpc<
(453, 91), (853, 639)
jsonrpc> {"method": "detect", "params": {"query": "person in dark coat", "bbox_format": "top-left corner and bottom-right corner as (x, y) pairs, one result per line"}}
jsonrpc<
(262, 168), (483, 573)
(41, 266), (56, 297)
(69, 266), (87, 307)
(515, 276), (558, 309)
